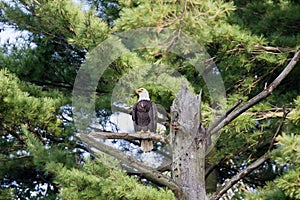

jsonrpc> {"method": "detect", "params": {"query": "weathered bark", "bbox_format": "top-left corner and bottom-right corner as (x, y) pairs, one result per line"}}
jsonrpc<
(88, 131), (168, 143)
(170, 83), (209, 200)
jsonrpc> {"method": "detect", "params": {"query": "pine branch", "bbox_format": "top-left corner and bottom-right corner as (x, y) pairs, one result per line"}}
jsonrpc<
(87, 131), (168, 143)
(0, 155), (30, 162)
(210, 106), (289, 200)
(210, 153), (270, 200)
(75, 133), (181, 196)
(244, 109), (292, 120)
(208, 49), (300, 136)
(207, 98), (242, 135)
(254, 45), (295, 54)
(268, 108), (290, 152)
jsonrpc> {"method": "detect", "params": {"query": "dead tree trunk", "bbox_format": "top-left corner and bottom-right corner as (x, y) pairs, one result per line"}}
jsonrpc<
(170, 83), (208, 200)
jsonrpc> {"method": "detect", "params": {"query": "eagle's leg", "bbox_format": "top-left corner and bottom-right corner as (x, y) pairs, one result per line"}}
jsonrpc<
(138, 130), (153, 152)
(141, 140), (153, 153)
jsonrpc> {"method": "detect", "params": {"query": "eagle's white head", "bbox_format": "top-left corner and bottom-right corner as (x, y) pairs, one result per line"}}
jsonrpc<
(135, 88), (150, 101)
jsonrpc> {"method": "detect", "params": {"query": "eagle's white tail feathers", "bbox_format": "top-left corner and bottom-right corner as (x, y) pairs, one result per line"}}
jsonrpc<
(141, 140), (153, 152)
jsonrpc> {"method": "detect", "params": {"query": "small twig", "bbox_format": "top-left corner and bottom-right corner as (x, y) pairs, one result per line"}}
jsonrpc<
(268, 108), (290, 152)
(0, 155), (30, 162)
(161, 0), (187, 28)
(164, 0), (187, 52)
(179, 0), (188, 22)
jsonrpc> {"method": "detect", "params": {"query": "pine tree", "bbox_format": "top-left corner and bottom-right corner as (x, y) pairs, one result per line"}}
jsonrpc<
(0, 0), (300, 199)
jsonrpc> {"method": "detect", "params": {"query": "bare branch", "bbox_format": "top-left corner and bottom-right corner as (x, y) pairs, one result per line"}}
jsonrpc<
(253, 45), (295, 54)
(179, 0), (188, 22)
(210, 153), (270, 200)
(268, 108), (290, 152)
(75, 133), (181, 196)
(209, 49), (300, 135)
(244, 109), (292, 121)
(210, 107), (289, 200)
(207, 98), (242, 134)
(0, 155), (30, 162)
(87, 131), (168, 143)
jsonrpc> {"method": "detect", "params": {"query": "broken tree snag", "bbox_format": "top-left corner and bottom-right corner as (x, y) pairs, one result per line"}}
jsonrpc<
(170, 83), (209, 200)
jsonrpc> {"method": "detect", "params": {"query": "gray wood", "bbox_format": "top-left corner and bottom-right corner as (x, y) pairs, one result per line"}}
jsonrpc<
(170, 82), (208, 200)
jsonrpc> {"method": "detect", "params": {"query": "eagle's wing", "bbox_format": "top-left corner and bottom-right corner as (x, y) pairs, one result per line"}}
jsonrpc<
(132, 103), (139, 132)
(148, 102), (158, 133)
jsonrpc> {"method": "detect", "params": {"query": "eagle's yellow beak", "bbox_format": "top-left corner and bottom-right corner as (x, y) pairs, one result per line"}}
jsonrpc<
(135, 89), (142, 94)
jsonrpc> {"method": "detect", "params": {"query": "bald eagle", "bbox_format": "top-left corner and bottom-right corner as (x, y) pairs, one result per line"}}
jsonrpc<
(132, 88), (158, 152)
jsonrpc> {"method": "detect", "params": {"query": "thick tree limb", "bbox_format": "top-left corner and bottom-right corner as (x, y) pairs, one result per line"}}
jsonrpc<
(210, 153), (270, 200)
(87, 131), (168, 143)
(75, 133), (181, 196)
(208, 49), (300, 136)
(207, 98), (242, 134)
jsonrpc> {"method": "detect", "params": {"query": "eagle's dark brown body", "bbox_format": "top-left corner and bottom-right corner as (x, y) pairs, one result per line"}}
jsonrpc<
(132, 100), (157, 152)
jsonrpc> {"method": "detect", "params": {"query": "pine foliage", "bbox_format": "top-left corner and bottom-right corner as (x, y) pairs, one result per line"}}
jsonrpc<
(46, 160), (174, 200)
(0, 0), (300, 199)
(0, 68), (64, 198)
(247, 133), (300, 200)
(24, 129), (174, 200)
